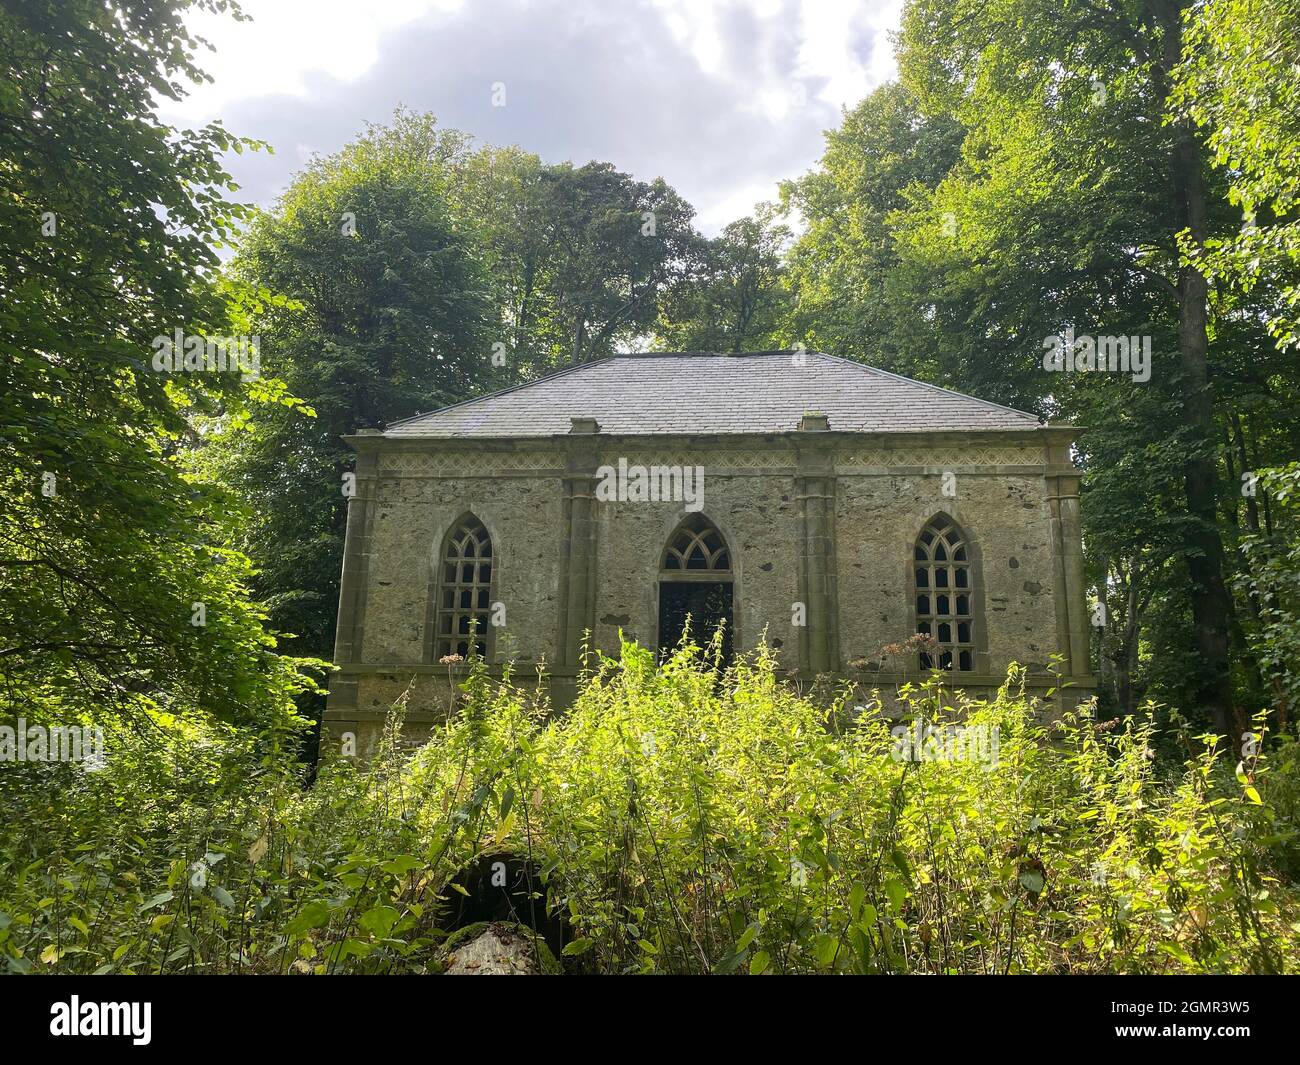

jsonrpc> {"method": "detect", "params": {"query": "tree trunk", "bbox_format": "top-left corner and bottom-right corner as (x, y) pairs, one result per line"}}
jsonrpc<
(570, 314), (588, 366)
(1159, 0), (1236, 736)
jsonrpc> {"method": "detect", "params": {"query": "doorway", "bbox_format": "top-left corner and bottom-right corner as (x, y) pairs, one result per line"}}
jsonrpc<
(658, 580), (734, 662)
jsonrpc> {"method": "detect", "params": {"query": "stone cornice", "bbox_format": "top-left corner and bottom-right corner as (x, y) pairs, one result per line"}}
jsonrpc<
(354, 426), (1084, 480)
(347, 425), (1078, 452)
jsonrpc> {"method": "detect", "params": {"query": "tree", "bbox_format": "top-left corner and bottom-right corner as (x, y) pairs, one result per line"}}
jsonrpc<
(450, 144), (556, 374)
(534, 162), (698, 366)
(889, 0), (1269, 733)
(655, 208), (791, 352)
(1174, 0), (1300, 726)
(1174, 0), (1300, 352)
(780, 83), (966, 381)
(218, 113), (494, 657)
(0, 0), (315, 730)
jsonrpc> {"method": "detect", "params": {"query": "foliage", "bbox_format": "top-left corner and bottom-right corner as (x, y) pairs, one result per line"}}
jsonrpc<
(512, 160), (700, 367)
(211, 111), (494, 657)
(1174, 0), (1300, 352)
(451, 138), (717, 369)
(2, 644), (1295, 975)
(0, 0), (319, 730)
(655, 208), (791, 352)
(1236, 464), (1300, 724)
(779, 82), (965, 381)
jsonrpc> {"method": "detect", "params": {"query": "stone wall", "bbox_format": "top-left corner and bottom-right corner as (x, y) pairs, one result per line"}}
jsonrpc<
(325, 428), (1092, 756)
(360, 466), (566, 665)
(588, 462), (801, 666)
(835, 471), (1059, 677)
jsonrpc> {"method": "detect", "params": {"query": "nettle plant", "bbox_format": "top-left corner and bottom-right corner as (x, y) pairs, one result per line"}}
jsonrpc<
(0, 639), (1296, 975)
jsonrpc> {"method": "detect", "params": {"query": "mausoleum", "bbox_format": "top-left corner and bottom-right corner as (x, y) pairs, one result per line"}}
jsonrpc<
(326, 351), (1093, 750)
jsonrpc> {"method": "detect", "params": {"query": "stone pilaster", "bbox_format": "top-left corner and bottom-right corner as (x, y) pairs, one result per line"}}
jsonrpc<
(333, 434), (382, 666)
(1043, 429), (1090, 678)
(557, 418), (601, 667)
(795, 415), (839, 676)
(327, 431), (381, 726)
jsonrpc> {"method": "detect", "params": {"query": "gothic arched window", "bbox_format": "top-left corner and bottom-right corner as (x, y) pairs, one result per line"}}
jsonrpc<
(431, 515), (493, 660)
(661, 513), (731, 572)
(913, 515), (977, 672)
(659, 513), (733, 662)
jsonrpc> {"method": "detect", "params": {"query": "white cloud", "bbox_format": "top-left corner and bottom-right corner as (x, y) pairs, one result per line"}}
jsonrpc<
(164, 0), (905, 235)
(172, 0), (455, 118)
(797, 0), (903, 109)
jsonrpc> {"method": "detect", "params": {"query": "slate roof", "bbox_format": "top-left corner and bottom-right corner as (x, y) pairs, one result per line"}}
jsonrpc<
(383, 351), (1043, 438)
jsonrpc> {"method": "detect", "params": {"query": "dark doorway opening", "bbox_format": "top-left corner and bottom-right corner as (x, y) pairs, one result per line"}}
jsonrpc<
(658, 580), (734, 663)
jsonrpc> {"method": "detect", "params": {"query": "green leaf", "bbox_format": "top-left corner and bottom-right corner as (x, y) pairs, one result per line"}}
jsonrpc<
(337, 938), (373, 960)
(813, 933), (839, 966)
(138, 891), (173, 912)
(849, 884), (866, 920)
(286, 900), (332, 936)
(1019, 871), (1045, 895)
(358, 905), (399, 938)
(1158, 942), (1197, 968)
(891, 848), (913, 886)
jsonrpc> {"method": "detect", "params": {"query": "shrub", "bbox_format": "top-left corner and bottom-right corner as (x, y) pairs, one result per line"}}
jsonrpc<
(1, 639), (1295, 974)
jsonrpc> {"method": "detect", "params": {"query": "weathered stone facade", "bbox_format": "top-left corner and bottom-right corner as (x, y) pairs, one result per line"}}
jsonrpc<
(326, 353), (1093, 755)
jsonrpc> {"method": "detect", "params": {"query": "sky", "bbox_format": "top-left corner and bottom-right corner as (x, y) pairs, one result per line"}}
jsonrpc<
(163, 0), (904, 235)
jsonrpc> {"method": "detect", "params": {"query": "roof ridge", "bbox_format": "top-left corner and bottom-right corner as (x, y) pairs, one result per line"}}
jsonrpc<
(618, 349), (793, 358)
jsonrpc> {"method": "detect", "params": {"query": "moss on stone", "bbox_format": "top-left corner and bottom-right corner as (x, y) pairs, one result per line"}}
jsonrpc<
(435, 920), (562, 975)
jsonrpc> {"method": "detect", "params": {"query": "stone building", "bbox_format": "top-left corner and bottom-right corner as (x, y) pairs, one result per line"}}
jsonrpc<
(326, 351), (1093, 750)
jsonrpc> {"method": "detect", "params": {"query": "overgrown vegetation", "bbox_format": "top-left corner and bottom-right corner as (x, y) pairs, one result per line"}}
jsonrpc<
(3, 644), (1296, 975)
